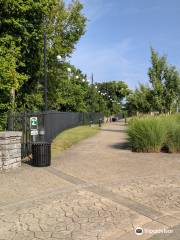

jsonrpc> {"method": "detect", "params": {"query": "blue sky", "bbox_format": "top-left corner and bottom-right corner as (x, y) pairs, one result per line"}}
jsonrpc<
(68, 0), (180, 89)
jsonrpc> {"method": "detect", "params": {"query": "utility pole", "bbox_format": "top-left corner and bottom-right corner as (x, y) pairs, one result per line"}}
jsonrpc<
(44, 32), (48, 111)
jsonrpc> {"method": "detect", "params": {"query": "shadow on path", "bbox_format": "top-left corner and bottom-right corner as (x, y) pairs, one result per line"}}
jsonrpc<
(110, 142), (130, 150)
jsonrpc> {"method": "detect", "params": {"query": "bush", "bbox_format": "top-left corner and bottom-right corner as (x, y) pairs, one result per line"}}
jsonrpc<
(166, 120), (180, 153)
(0, 113), (8, 131)
(128, 114), (180, 153)
(128, 117), (167, 152)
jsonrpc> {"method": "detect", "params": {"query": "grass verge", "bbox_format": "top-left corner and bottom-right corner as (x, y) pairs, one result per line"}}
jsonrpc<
(52, 125), (100, 157)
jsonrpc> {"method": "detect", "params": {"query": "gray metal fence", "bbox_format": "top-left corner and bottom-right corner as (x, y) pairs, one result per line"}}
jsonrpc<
(8, 111), (104, 158)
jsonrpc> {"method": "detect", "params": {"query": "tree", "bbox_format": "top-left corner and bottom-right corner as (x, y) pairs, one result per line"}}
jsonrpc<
(148, 48), (167, 113)
(48, 64), (89, 112)
(96, 81), (130, 116)
(164, 66), (180, 113)
(126, 84), (152, 114)
(0, 35), (27, 112)
(127, 48), (180, 115)
(40, 0), (87, 111)
(148, 48), (180, 113)
(0, 0), (48, 111)
(0, 0), (87, 112)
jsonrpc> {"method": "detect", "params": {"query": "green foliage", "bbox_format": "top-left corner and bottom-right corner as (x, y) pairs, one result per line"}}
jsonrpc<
(163, 114), (180, 153)
(148, 48), (180, 113)
(166, 122), (180, 153)
(128, 114), (180, 153)
(148, 48), (167, 112)
(128, 117), (167, 152)
(0, 113), (8, 131)
(0, 0), (87, 112)
(0, 35), (28, 112)
(0, 0), (48, 104)
(41, 0), (87, 111)
(0, 0), (128, 126)
(96, 81), (130, 116)
(164, 66), (180, 113)
(126, 84), (152, 114)
(126, 48), (180, 115)
(51, 79), (88, 112)
(47, 64), (89, 111)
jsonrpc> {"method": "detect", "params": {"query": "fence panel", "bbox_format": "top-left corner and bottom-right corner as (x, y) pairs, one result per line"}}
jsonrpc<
(9, 111), (104, 158)
(44, 112), (83, 142)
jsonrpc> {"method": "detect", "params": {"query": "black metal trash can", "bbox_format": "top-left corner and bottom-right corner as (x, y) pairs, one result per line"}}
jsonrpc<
(32, 142), (51, 167)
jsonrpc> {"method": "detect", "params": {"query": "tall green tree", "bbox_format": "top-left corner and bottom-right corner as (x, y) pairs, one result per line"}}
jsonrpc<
(0, 35), (27, 112)
(96, 81), (130, 115)
(148, 48), (167, 113)
(164, 66), (180, 113)
(148, 48), (180, 113)
(41, 0), (87, 111)
(0, 0), (49, 111)
(49, 64), (89, 112)
(0, 0), (86, 112)
(127, 48), (180, 115)
(126, 84), (152, 114)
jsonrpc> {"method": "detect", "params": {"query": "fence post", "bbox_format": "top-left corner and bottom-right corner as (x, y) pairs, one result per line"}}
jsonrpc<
(83, 112), (85, 125)
(24, 111), (30, 157)
(44, 112), (48, 142)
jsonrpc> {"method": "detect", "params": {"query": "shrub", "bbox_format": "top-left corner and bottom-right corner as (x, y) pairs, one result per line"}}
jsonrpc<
(128, 114), (180, 153)
(0, 113), (8, 131)
(166, 121), (180, 153)
(128, 117), (167, 152)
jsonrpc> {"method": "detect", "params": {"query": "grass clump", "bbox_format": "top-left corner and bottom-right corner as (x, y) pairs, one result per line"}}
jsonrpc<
(128, 114), (180, 153)
(128, 117), (167, 152)
(165, 119), (180, 153)
(52, 125), (99, 157)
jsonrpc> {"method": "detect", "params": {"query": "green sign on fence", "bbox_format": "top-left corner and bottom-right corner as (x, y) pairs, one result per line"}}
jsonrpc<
(30, 117), (38, 128)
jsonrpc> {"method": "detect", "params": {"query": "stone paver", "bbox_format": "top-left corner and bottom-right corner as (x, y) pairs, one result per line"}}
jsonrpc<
(0, 189), (141, 240)
(0, 121), (180, 239)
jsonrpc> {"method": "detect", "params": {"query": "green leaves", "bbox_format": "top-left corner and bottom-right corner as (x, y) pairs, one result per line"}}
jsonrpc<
(128, 116), (167, 152)
(127, 48), (180, 115)
(0, 0), (128, 119)
(95, 81), (130, 116)
(148, 48), (180, 113)
(128, 114), (180, 153)
(0, 0), (87, 113)
(0, 35), (28, 112)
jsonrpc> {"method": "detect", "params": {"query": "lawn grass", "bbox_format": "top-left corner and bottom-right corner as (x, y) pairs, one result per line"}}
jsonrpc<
(51, 125), (100, 157)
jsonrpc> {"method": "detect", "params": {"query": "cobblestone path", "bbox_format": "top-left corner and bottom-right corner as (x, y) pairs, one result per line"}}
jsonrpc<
(0, 121), (180, 239)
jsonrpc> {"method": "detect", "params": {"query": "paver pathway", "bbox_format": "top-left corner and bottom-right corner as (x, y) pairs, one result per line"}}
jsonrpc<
(0, 121), (180, 239)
